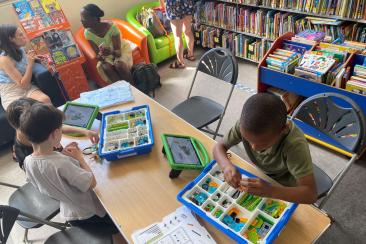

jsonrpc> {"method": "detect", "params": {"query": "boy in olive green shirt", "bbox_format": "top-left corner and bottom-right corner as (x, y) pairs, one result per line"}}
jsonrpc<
(213, 93), (317, 204)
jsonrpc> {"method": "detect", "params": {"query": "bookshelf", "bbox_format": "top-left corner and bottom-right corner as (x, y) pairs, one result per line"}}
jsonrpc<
(194, 0), (366, 63)
(257, 32), (366, 156)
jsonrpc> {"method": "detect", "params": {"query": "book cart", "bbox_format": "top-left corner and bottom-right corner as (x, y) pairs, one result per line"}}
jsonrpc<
(258, 32), (366, 156)
(12, 0), (89, 99)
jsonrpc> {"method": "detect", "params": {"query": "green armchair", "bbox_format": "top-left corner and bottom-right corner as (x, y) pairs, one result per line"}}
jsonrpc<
(126, 1), (187, 64)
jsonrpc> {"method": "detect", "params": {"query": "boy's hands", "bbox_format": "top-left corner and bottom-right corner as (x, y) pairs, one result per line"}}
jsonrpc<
(222, 163), (241, 188)
(62, 142), (83, 161)
(239, 178), (272, 197)
(84, 130), (99, 144)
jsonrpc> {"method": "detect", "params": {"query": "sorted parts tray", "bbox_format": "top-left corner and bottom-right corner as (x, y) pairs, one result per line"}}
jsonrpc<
(177, 161), (297, 244)
(98, 105), (154, 161)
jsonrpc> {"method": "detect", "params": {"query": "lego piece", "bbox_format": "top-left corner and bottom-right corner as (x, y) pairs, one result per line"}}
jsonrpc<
(213, 208), (223, 218)
(244, 215), (273, 243)
(189, 190), (208, 206)
(238, 193), (262, 211)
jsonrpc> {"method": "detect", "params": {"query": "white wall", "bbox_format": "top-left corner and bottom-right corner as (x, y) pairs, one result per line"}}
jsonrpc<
(0, 0), (151, 32)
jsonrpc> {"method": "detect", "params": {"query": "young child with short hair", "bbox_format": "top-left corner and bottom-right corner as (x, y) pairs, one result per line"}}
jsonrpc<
(20, 103), (118, 234)
(214, 93), (317, 204)
(6, 97), (99, 168)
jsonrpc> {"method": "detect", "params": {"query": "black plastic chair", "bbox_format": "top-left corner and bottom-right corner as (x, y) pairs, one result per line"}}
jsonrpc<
(0, 182), (61, 243)
(291, 93), (365, 208)
(0, 205), (113, 244)
(172, 47), (238, 139)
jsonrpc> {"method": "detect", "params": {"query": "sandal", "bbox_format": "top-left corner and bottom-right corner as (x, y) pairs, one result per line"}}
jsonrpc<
(169, 60), (185, 69)
(184, 53), (195, 61)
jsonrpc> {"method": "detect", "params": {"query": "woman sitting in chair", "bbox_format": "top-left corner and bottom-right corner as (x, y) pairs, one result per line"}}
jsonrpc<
(80, 4), (133, 83)
(0, 24), (51, 110)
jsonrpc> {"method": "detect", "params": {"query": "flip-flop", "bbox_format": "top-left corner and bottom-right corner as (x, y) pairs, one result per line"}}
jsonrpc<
(184, 53), (195, 61)
(169, 60), (185, 69)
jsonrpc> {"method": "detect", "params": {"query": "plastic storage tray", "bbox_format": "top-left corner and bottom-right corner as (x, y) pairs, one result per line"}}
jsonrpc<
(98, 104), (154, 161)
(177, 161), (297, 244)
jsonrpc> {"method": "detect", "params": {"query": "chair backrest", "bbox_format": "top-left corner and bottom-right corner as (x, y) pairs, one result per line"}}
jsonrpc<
(188, 47), (238, 98)
(291, 93), (366, 154)
(0, 205), (20, 244)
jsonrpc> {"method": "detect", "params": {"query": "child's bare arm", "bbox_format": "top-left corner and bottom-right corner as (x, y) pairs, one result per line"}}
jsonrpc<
(76, 156), (97, 189)
(240, 174), (317, 204)
(63, 143), (97, 189)
(62, 125), (99, 143)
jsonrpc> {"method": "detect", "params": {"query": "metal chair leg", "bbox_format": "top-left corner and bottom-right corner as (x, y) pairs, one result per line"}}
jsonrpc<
(200, 127), (223, 138)
(317, 154), (358, 209)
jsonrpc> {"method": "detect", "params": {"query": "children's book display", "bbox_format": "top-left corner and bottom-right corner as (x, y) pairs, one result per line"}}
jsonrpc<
(178, 161), (297, 244)
(132, 206), (216, 244)
(13, 0), (67, 34)
(98, 105), (154, 161)
(265, 40), (306, 73)
(13, 0), (89, 100)
(294, 53), (337, 83)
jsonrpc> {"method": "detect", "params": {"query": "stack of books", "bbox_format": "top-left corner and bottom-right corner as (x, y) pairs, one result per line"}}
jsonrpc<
(266, 48), (300, 73)
(294, 53), (337, 83)
(346, 64), (366, 95)
(291, 30), (326, 44)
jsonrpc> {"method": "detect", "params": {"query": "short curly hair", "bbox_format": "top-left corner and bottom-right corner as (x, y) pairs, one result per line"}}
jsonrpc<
(240, 93), (287, 134)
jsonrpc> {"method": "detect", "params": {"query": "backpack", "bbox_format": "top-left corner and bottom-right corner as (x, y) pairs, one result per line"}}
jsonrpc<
(131, 63), (161, 97)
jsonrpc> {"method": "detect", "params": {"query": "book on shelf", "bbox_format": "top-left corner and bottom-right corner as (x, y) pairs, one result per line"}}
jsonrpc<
(194, 24), (272, 62)
(345, 64), (366, 94)
(260, 0), (366, 20)
(291, 30), (326, 44)
(294, 52), (338, 83)
(297, 53), (337, 75)
(346, 80), (366, 95)
(266, 48), (300, 73)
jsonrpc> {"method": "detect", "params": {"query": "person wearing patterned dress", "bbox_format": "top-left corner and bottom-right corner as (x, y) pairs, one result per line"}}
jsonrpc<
(160, 0), (195, 69)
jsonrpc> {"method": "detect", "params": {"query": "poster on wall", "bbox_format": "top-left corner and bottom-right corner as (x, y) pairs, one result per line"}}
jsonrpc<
(13, 0), (67, 34)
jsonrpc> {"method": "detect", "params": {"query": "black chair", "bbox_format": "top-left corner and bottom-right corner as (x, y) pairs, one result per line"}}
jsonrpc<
(0, 205), (112, 244)
(291, 93), (366, 208)
(0, 182), (61, 243)
(172, 47), (238, 139)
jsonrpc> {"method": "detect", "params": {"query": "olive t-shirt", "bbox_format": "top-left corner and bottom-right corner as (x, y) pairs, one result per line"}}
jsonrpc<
(223, 120), (313, 186)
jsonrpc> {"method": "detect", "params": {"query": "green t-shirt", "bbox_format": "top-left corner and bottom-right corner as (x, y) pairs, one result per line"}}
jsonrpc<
(223, 120), (313, 186)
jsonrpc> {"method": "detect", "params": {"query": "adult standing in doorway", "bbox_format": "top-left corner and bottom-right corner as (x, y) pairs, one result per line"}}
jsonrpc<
(160, 0), (195, 69)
